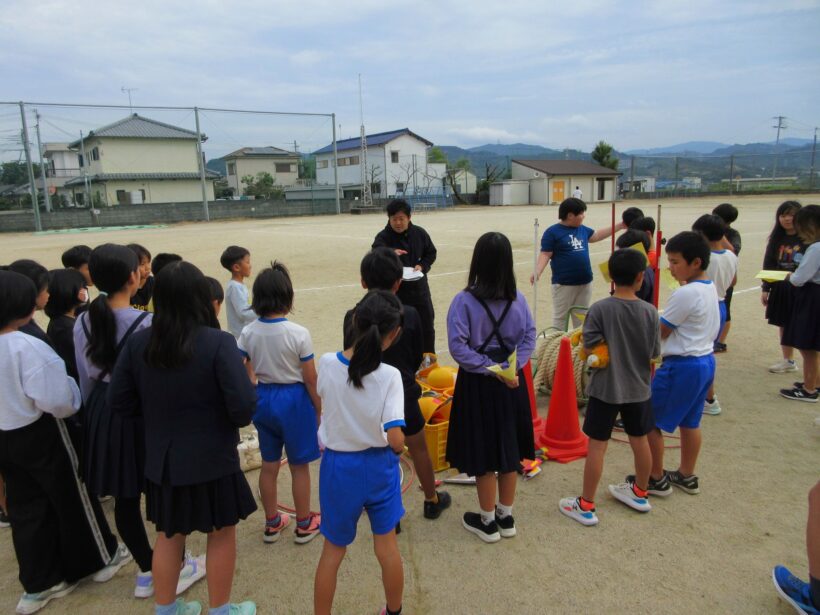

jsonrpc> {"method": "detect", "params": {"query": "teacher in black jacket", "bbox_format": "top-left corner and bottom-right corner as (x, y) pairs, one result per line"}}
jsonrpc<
(372, 199), (438, 354)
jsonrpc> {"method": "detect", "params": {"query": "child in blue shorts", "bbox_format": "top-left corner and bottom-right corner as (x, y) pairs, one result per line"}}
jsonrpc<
(315, 290), (406, 615)
(647, 231), (720, 497)
(238, 262), (322, 544)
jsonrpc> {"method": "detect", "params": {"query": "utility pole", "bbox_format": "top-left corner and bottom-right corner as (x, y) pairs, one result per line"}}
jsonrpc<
(194, 107), (210, 222)
(358, 74), (373, 208)
(728, 155), (735, 195)
(332, 113), (340, 214)
(78, 130), (92, 211)
(809, 127), (817, 190)
(34, 110), (52, 212)
(772, 115), (787, 180)
(19, 102), (42, 232)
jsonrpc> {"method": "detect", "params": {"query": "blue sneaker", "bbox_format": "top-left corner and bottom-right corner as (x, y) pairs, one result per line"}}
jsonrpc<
(772, 565), (819, 614)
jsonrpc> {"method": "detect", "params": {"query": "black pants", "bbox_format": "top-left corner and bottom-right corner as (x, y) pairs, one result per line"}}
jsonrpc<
(399, 287), (436, 355)
(0, 415), (117, 593)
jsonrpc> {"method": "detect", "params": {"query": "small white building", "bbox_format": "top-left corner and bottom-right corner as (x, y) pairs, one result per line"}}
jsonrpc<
(489, 180), (530, 206)
(619, 176), (657, 194)
(449, 169), (477, 195)
(313, 128), (442, 198)
(511, 159), (621, 204)
(223, 146), (300, 195)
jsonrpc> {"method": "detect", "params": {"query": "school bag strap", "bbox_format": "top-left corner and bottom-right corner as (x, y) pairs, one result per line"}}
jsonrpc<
(81, 311), (149, 381)
(474, 296), (513, 357)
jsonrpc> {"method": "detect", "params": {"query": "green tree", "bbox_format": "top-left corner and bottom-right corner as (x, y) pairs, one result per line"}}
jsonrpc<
(428, 146), (448, 164)
(213, 178), (233, 199)
(453, 157), (471, 172)
(2, 161), (40, 185)
(299, 157), (316, 180)
(591, 140), (619, 170)
(241, 172), (283, 200)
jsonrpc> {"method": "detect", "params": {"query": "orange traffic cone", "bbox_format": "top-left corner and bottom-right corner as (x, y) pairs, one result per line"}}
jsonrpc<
(538, 336), (588, 463)
(522, 360), (543, 439)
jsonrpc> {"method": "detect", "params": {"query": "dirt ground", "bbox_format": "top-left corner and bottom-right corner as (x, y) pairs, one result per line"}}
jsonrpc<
(0, 194), (818, 614)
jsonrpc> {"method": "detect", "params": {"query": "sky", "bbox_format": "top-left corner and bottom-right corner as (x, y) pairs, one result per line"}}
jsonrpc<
(1, 0), (819, 160)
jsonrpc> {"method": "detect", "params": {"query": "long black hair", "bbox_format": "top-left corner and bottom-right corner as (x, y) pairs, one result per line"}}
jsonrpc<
(465, 232), (517, 301)
(764, 201), (802, 265)
(146, 261), (219, 369)
(86, 244), (138, 372)
(347, 290), (403, 389)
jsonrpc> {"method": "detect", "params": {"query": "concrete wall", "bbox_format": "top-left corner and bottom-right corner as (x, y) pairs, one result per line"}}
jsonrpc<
(82, 137), (200, 175)
(0, 198), (355, 233)
(530, 178), (548, 205)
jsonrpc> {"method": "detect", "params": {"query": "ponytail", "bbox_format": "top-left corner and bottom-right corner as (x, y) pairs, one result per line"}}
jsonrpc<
(85, 244), (138, 372)
(346, 290), (403, 389)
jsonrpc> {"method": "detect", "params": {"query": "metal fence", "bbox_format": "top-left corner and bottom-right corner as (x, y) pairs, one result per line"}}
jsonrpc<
(0, 100), (343, 232)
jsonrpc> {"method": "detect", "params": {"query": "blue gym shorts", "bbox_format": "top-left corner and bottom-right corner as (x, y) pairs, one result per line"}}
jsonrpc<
(319, 447), (404, 547)
(254, 382), (320, 465)
(651, 355), (715, 432)
(716, 300), (727, 342)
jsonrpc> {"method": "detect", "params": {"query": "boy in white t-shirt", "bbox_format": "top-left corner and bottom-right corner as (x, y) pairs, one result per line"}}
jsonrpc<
(220, 245), (256, 338)
(692, 214), (738, 415)
(645, 232), (720, 498)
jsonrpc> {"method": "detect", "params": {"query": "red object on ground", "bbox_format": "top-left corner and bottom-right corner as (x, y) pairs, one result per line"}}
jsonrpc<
(538, 337), (588, 462)
(523, 360), (543, 440)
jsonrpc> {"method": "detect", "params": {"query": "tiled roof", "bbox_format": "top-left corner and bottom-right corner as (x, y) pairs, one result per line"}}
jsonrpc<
(64, 171), (220, 186)
(224, 146), (297, 158)
(68, 114), (203, 148)
(512, 159), (621, 176)
(313, 129), (433, 155)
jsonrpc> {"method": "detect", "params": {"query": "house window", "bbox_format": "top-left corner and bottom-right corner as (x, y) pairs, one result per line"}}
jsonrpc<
(116, 189), (127, 204)
(91, 147), (99, 161)
(396, 182), (405, 193)
(391, 151), (399, 163)
(227, 162), (236, 175)
(75, 192), (84, 205)
(337, 158), (347, 167)
(349, 155), (360, 165)
(371, 182), (381, 195)
(78, 154), (84, 167)
(318, 160), (328, 169)
(275, 163), (292, 173)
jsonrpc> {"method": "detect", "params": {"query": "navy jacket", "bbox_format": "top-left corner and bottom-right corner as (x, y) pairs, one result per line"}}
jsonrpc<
(372, 222), (436, 300)
(108, 326), (256, 486)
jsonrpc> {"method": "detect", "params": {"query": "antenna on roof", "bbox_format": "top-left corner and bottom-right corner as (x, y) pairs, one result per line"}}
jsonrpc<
(121, 87), (138, 113)
(358, 74), (373, 208)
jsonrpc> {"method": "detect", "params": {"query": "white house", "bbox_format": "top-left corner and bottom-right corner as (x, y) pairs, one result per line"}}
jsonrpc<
(64, 114), (219, 206)
(313, 129), (445, 199)
(511, 159), (621, 204)
(37, 143), (81, 207)
(223, 146), (300, 195)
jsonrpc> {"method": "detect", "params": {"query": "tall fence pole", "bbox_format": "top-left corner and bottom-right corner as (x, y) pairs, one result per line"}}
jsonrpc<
(34, 110), (52, 212)
(19, 102), (42, 232)
(810, 128), (817, 190)
(332, 113), (340, 214)
(194, 107), (210, 222)
(532, 217), (539, 329)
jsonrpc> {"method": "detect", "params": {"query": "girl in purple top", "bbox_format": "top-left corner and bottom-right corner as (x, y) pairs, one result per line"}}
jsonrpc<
(445, 232), (536, 544)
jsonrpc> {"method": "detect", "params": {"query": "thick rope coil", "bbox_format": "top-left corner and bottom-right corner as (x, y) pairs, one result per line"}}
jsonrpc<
(532, 327), (587, 401)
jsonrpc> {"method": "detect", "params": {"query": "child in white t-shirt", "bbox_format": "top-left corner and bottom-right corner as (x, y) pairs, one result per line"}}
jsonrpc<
(692, 214), (738, 415)
(238, 262), (322, 545)
(646, 232), (720, 498)
(220, 246), (256, 338)
(314, 290), (406, 615)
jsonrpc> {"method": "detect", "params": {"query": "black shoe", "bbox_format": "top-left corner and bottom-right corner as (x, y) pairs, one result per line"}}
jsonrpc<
(462, 512), (500, 543)
(423, 491), (452, 520)
(495, 513), (516, 538)
(626, 472), (672, 497)
(780, 387), (818, 403)
(713, 342), (727, 353)
(614, 418), (625, 430)
(0, 508), (9, 528)
(667, 470), (700, 494)
(394, 521), (401, 535)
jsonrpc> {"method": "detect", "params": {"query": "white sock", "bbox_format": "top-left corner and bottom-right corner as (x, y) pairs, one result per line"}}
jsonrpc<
(480, 508), (495, 525)
(496, 503), (513, 519)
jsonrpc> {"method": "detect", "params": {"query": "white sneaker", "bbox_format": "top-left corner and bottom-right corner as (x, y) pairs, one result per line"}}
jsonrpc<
(558, 497), (598, 526)
(703, 398), (722, 415)
(134, 570), (153, 598)
(16, 581), (77, 614)
(769, 359), (798, 373)
(176, 553), (206, 595)
(92, 543), (132, 583)
(608, 482), (651, 512)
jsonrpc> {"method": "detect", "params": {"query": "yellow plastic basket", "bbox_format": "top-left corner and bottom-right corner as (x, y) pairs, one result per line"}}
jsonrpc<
(424, 420), (450, 472)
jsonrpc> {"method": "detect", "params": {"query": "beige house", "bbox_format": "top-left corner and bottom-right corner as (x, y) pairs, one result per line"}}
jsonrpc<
(64, 114), (218, 206)
(511, 159), (620, 204)
(223, 147), (300, 195)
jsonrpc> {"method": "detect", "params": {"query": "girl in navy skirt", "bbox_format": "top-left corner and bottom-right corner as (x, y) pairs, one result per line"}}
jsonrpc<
(780, 205), (820, 403)
(761, 201), (806, 374)
(73, 244), (155, 591)
(108, 261), (257, 615)
(446, 232), (536, 543)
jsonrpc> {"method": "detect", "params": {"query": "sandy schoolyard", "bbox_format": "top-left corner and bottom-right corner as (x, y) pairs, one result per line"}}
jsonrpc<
(0, 194), (817, 614)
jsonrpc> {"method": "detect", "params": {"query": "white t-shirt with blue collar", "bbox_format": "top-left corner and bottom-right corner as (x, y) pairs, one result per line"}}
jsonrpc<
(238, 317), (314, 384)
(317, 352), (405, 452)
(660, 279), (720, 357)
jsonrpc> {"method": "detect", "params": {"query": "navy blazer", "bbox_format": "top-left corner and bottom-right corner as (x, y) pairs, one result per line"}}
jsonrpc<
(108, 326), (256, 486)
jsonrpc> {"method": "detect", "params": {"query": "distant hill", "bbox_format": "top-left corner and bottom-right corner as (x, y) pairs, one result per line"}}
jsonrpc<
(206, 158), (226, 175)
(625, 141), (728, 155)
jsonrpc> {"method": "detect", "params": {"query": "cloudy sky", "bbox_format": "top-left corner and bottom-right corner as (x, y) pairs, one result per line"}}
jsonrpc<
(1, 0), (819, 158)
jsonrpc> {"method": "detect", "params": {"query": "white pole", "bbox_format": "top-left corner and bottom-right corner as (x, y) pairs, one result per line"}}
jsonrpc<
(34, 110), (52, 212)
(532, 216), (539, 329)
(332, 113), (340, 214)
(19, 102), (42, 232)
(194, 107), (210, 222)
